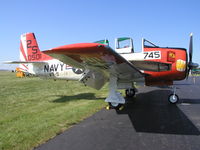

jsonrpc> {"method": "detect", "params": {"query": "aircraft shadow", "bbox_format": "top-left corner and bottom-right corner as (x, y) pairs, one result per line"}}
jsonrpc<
(52, 93), (105, 103)
(173, 83), (192, 86)
(117, 90), (200, 135)
(181, 98), (200, 104)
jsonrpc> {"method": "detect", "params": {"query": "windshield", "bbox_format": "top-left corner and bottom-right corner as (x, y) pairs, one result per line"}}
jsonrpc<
(116, 37), (132, 49)
(143, 39), (159, 48)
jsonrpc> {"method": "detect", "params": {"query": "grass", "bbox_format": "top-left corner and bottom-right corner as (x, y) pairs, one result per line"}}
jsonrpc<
(0, 71), (108, 150)
(191, 74), (200, 76)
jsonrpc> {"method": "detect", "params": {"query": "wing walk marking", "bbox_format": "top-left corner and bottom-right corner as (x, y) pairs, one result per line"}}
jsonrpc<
(80, 56), (114, 69)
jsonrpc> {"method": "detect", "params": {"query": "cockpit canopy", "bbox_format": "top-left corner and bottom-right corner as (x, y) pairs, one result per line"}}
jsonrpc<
(143, 39), (159, 48)
(115, 37), (134, 54)
(95, 37), (159, 54)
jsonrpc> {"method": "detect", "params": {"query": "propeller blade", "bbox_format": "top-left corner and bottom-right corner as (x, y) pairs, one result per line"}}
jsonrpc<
(186, 33), (194, 79)
(189, 33), (193, 63)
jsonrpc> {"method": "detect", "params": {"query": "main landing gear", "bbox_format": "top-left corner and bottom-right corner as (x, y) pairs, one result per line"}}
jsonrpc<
(105, 76), (126, 109)
(125, 88), (136, 98)
(168, 86), (179, 104)
(108, 102), (123, 110)
(107, 88), (136, 110)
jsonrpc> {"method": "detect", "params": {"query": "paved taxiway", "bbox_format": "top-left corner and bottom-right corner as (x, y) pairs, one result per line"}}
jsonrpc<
(35, 77), (200, 150)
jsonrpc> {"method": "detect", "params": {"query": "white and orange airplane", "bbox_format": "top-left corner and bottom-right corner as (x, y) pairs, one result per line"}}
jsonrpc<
(5, 32), (198, 108)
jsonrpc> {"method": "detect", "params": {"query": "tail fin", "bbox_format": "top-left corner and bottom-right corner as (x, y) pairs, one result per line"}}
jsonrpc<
(18, 33), (52, 72)
(20, 33), (52, 62)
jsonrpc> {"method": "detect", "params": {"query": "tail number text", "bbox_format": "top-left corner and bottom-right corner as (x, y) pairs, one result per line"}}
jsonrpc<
(144, 51), (161, 60)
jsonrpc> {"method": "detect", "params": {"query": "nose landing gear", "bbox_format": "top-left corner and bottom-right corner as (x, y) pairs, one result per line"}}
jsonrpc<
(168, 86), (179, 104)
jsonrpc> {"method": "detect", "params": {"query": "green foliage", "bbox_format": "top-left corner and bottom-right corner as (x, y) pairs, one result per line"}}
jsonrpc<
(0, 72), (107, 150)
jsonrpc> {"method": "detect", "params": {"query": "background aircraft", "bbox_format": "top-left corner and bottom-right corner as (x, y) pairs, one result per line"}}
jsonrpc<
(6, 33), (198, 109)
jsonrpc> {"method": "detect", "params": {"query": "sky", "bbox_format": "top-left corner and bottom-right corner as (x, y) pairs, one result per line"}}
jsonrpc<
(0, 0), (200, 70)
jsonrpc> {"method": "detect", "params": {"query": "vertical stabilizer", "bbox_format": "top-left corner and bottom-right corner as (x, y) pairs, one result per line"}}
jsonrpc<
(19, 33), (52, 72)
(20, 33), (52, 62)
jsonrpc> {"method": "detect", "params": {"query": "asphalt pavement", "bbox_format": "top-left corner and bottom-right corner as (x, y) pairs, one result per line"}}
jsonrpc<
(35, 76), (200, 150)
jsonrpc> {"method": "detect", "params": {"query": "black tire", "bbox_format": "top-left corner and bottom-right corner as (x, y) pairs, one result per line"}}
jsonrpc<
(108, 102), (123, 110)
(125, 89), (135, 98)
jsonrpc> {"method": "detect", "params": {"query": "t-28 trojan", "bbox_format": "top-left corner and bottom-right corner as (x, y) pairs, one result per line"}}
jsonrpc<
(6, 33), (198, 108)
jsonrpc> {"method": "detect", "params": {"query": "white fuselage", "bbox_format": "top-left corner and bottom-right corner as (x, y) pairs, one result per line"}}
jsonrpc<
(24, 59), (83, 80)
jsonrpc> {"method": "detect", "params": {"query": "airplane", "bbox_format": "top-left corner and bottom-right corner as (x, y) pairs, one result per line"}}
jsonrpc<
(5, 32), (199, 109)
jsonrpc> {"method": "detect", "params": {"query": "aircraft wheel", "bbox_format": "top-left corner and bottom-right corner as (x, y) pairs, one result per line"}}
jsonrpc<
(168, 94), (179, 104)
(108, 102), (123, 110)
(125, 88), (135, 98)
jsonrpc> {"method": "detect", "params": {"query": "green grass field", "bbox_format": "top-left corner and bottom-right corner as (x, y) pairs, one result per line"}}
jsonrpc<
(0, 71), (108, 150)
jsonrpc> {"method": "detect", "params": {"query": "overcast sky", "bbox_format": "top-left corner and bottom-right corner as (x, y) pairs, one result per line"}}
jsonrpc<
(1, 0), (200, 69)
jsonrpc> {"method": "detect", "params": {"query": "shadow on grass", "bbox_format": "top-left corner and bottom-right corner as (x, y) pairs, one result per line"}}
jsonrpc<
(52, 93), (105, 103)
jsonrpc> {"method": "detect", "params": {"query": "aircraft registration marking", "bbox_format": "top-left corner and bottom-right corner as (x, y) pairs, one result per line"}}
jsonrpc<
(27, 40), (42, 61)
(143, 51), (161, 60)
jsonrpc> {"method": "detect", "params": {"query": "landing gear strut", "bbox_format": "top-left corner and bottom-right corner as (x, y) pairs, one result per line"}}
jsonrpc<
(105, 76), (125, 109)
(168, 86), (179, 104)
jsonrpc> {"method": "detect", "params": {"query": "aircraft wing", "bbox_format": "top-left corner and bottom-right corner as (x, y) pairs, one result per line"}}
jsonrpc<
(43, 43), (144, 89)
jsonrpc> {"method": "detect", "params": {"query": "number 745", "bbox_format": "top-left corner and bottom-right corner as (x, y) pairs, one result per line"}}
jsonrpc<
(144, 51), (161, 59)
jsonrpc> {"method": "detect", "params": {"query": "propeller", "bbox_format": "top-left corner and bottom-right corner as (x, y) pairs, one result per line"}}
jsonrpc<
(186, 33), (199, 78)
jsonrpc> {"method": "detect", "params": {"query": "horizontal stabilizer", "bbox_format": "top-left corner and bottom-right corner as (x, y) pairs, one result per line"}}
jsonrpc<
(4, 61), (46, 64)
